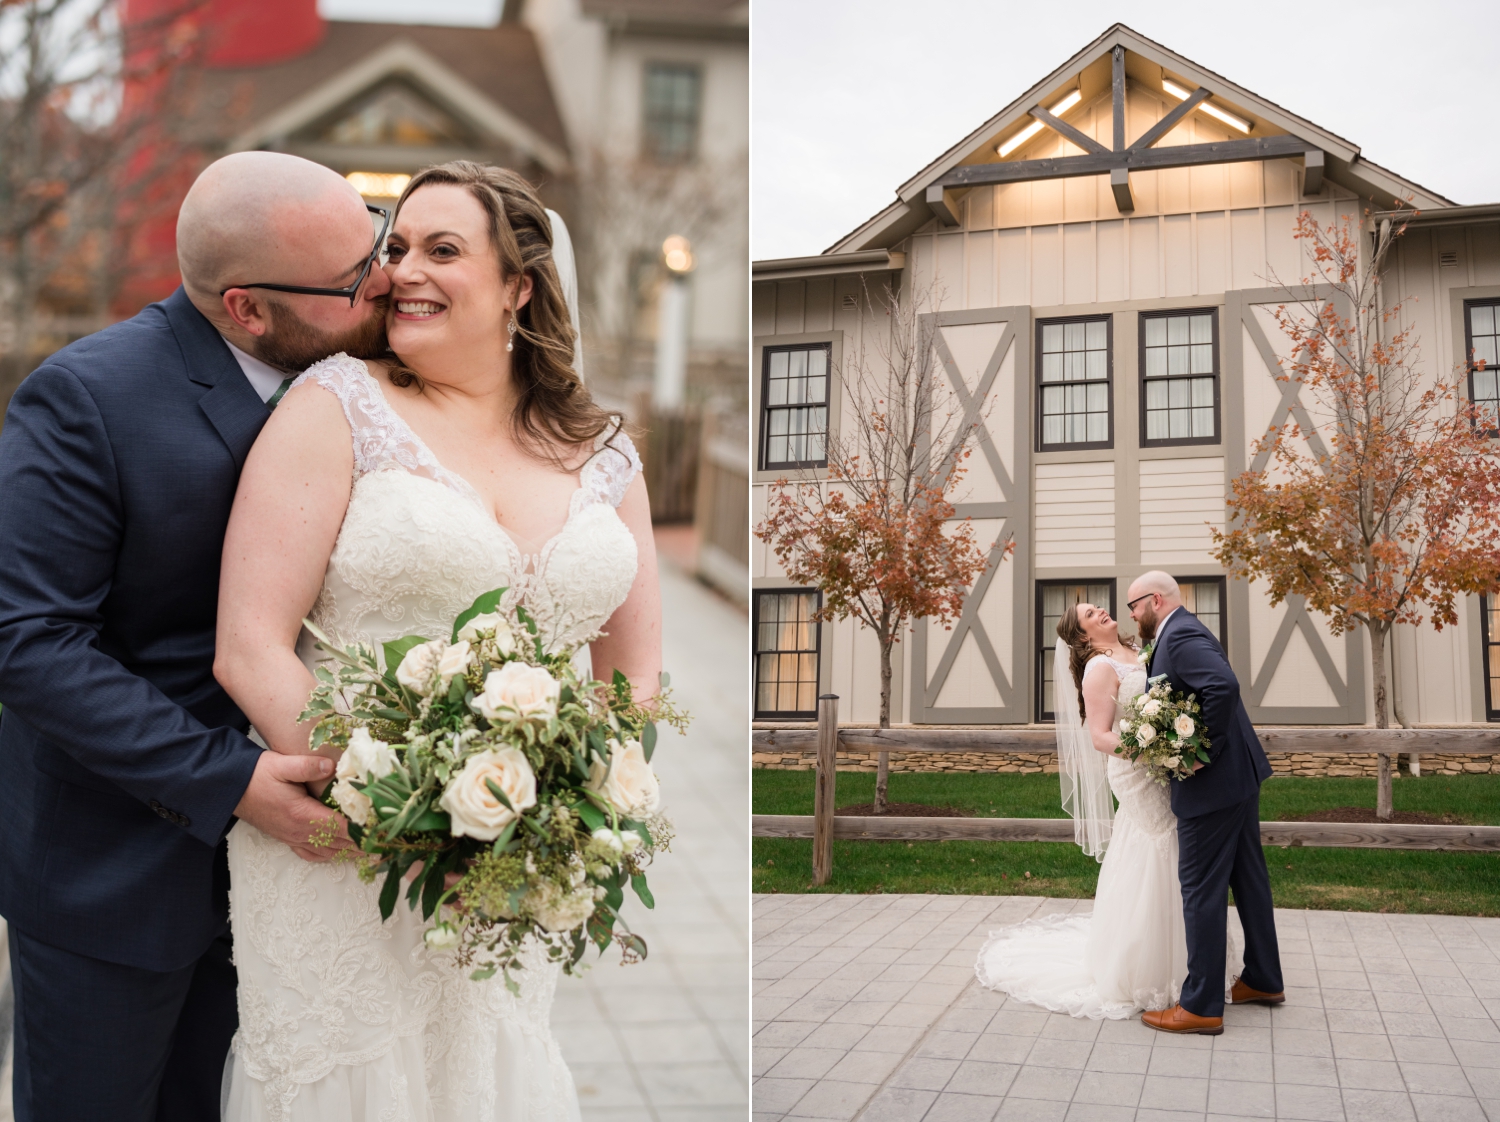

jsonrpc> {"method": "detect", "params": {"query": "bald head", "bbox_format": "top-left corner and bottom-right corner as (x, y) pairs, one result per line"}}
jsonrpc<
(177, 152), (367, 316)
(1130, 571), (1180, 602)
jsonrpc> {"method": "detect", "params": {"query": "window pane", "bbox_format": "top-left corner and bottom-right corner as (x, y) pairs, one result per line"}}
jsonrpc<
(1474, 337), (1498, 367)
(754, 591), (820, 716)
(1146, 381), (1168, 409)
(1145, 317), (1166, 347)
(1169, 408), (1189, 439)
(808, 348), (827, 379)
(1168, 316), (1189, 346)
(1192, 377), (1214, 407)
(1146, 411), (1167, 440)
(770, 350), (788, 378)
(643, 63), (701, 162)
(1145, 348), (1167, 378)
(1168, 346), (1188, 376)
(1190, 344), (1214, 374)
(1191, 314), (1213, 344)
(1192, 407), (1214, 437)
(1473, 305), (1495, 335)
(1169, 379), (1190, 408)
(1037, 318), (1109, 447)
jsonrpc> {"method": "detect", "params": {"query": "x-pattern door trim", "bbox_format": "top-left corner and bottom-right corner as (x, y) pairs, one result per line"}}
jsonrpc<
(911, 307), (1031, 724)
(1223, 286), (1364, 724)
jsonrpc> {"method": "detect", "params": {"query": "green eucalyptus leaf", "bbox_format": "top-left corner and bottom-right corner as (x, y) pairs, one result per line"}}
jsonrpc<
(451, 588), (507, 643)
(378, 862), (402, 920)
(484, 778), (515, 812)
(630, 873), (655, 909)
(642, 722), (657, 763)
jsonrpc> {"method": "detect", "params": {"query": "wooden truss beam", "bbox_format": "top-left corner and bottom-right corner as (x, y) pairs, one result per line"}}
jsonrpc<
(923, 57), (1321, 225)
(937, 134), (1316, 189)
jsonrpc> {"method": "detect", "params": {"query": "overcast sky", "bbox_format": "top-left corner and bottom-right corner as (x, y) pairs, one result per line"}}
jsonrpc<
(318, 0), (501, 26)
(751, 0), (1500, 260)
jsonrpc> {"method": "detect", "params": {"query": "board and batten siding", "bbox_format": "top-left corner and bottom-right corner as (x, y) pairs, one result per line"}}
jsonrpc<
(1033, 462), (1114, 568)
(1139, 457), (1224, 566)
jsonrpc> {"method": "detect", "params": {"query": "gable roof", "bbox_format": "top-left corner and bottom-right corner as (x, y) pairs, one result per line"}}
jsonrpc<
(195, 21), (569, 172)
(827, 23), (1455, 254)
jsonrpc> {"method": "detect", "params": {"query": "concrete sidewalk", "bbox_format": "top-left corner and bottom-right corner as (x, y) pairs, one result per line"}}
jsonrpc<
(753, 893), (1500, 1122)
(553, 557), (750, 1121)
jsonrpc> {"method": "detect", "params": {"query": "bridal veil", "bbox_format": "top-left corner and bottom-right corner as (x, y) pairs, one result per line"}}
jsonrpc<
(1054, 639), (1114, 860)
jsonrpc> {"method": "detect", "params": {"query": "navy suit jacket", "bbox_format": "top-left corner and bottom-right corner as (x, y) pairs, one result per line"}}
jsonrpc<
(1147, 608), (1272, 819)
(0, 288), (266, 971)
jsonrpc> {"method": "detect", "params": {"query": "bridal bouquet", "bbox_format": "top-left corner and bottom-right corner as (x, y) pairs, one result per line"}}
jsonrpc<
(300, 588), (682, 992)
(1115, 675), (1211, 786)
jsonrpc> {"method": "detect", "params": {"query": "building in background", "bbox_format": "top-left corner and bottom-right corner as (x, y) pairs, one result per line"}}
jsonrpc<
(751, 24), (1497, 734)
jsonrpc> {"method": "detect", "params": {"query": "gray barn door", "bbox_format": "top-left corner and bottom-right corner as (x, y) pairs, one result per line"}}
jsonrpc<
(910, 307), (1032, 724)
(1222, 288), (1364, 724)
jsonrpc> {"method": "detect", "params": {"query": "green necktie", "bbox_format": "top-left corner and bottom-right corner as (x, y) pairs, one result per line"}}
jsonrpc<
(267, 377), (295, 409)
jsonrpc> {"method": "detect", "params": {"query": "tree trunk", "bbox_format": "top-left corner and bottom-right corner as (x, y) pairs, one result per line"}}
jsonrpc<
(1370, 623), (1393, 821)
(873, 633), (893, 813)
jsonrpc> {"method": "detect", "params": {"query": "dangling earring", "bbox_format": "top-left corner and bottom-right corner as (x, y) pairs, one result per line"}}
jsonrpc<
(506, 315), (517, 353)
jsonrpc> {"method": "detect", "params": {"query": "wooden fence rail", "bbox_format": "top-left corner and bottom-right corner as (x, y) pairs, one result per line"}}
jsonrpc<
(752, 727), (1500, 756)
(753, 814), (1500, 852)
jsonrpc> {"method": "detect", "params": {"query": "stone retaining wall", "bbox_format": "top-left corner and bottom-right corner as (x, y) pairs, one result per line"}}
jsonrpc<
(752, 749), (1500, 778)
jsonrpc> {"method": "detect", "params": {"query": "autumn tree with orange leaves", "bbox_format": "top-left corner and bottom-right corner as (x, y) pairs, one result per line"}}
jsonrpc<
(1213, 208), (1500, 821)
(756, 280), (1009, 812)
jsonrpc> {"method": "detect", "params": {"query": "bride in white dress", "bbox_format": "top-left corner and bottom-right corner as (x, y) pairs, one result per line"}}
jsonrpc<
(975, 602), (1240, 1018)
(213, 163), (659, 1120)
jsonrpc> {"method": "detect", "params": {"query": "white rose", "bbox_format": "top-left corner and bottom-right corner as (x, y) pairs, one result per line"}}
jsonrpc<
(424, 922), (460, 950)
(1136, 723), (1157, 746)
(337, 727), (398, 783)
(1141, 698), (1162, 718)
(439, 747), (538, 840)
(474, 662), (560, 722)
(527, 881), (596, 933)
(586, 737), (661, 816)
(437, 640), (473, 683)
(1118, 720), (1133, 737)
(395, 639), (447, 695)
(1164, 756), (1182, 769)
(458, 612), (517, 656)
(591, 826), (625, 854)
(1174, 714), (1195, 737)
(331, 778), (373, 826)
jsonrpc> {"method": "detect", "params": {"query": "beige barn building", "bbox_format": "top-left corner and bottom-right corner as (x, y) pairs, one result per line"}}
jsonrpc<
(751, 25), (1500, 741)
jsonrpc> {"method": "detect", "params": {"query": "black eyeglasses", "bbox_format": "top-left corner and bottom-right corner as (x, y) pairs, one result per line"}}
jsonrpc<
(220, 204), (391, 307)
(1126, 592), (1158, 612)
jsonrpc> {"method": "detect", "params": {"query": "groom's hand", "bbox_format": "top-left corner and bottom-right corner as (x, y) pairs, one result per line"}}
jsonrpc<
(234, 752), (354, 862)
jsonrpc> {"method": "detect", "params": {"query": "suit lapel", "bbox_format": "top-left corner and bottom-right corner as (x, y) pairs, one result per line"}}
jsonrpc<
(163, 287), (269, 470)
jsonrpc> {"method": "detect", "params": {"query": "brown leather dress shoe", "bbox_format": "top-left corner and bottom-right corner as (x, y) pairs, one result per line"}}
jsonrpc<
(1231, 977), (1286, 1005)
(1141, 1004), (1224, 1035)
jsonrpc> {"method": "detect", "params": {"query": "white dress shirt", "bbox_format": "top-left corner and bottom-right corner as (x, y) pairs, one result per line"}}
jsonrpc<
(221, 337), (289, 404)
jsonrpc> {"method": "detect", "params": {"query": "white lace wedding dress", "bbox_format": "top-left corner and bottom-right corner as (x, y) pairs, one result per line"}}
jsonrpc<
(222, 354), (642, 1121)
(974, 655), (1242, 1018)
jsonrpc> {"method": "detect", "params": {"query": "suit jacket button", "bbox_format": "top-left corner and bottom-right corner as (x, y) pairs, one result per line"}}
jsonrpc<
(177, 814), (192, 828)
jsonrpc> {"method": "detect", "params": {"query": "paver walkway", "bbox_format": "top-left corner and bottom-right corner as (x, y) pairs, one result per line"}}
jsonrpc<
(553, 556), (750, 1121)
(753, 893), (1500, 1122)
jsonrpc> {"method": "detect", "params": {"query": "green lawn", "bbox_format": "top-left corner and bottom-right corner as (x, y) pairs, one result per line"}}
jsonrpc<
(752, 770), (1500, 915)
(753, 769), (1500, 824)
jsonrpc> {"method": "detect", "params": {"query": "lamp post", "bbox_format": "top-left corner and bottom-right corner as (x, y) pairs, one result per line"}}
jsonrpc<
(653, 235), (693, 411)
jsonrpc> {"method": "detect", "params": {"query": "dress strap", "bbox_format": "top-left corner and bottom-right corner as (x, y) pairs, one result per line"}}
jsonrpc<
(291, 354), (478, 503)
(576, 417), (642, 511)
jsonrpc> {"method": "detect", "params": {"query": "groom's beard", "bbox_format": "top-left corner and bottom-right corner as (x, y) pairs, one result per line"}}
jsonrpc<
(255, 295), (390, 373)
(1136, 604), (1160, 644)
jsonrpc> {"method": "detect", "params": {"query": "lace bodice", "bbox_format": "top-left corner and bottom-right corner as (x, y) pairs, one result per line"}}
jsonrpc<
(227, 353), (621, 1121)
(1085, 655), (1174, 837)
(290, 353), (641, 660)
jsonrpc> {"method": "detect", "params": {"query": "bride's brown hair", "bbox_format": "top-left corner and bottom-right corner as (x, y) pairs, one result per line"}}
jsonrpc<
(385, 161), (612, 463)
(1056, 604), (1138, 719)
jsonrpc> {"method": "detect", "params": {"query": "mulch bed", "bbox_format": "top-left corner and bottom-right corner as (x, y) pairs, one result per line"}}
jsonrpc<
(1281, 806), (1467, 826)
(835, 802), (972, 818)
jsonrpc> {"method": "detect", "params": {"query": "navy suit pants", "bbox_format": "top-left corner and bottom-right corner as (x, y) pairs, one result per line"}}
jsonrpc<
(10, 927), (236, 1122)
(1177, 791), (1283, 1017)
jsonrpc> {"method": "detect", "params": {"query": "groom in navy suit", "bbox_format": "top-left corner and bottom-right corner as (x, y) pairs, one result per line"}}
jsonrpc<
(0, 153), (391, 1120)
(1127, 571), (1284, 1034)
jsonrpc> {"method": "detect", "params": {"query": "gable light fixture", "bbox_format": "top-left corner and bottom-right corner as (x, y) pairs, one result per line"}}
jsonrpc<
(997, 88), (1083, 157)
(1161, 78), (1252, 134)
(346, 171), (412, 199)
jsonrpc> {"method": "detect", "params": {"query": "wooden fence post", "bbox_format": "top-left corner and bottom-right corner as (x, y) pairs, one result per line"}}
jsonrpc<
(812, 693), (839, 886)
